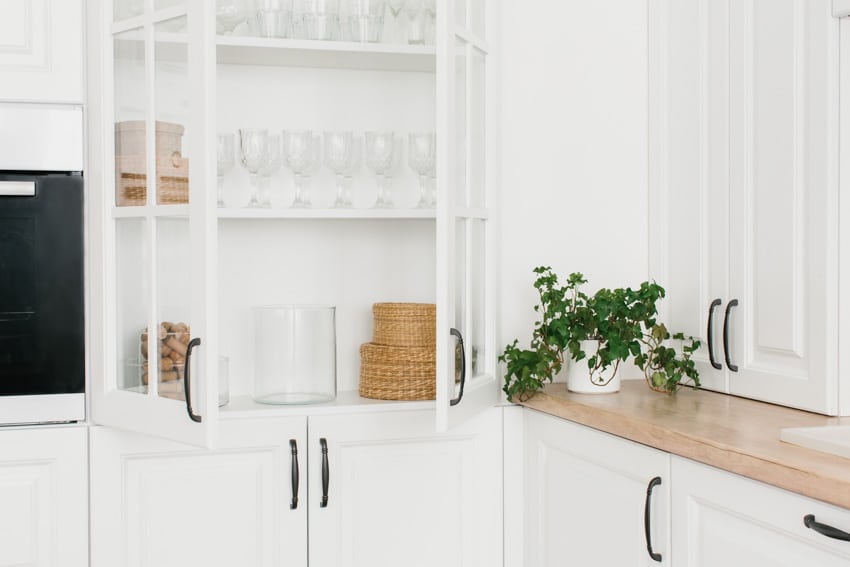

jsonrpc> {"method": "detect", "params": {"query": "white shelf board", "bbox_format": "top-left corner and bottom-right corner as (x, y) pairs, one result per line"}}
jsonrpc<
(112, 204), (190, 218)
(217, 207), (436, 220)
(216, 36), (436, 72)
(220, 390), (435, 420)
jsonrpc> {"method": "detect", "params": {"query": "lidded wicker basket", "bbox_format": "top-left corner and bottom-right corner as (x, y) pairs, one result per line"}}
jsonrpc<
(359, 302), (437, 401)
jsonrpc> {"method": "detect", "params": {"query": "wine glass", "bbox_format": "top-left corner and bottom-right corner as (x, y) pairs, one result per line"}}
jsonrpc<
(408, 132), (435, 209)
(239, 128), (269, 208)
(365, 131), (396, 208)
(258, 133), (281, 208)
(387, 0), (407, 43)
(422, 0), (435, 44)
(324, 131), (356, 208)
(216, 133), (235, 208)
(283, 130), (319, 208)
(404, 0), (425, 45)
(349, 0), (386, 43)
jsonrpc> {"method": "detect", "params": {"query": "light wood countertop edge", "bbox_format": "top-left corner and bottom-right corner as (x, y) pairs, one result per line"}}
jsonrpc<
(519, 382), (850, 510)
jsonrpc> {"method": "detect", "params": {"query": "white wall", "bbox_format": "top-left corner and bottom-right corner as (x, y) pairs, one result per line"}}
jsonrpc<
(498, 0), (650, 378)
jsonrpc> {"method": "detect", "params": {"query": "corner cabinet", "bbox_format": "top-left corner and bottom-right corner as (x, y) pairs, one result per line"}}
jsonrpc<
(649, 0), (841, 414)
(85, 0), (501, 447)
(90, 408), (502, 567)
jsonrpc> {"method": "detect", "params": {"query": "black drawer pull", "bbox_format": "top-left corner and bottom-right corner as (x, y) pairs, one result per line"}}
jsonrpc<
(320, 438), (329, 508)
(290, 439), (299, 510)
(707, 299), (722, 370)
(644, 476), (662, 562)
(723, 299), (738, 372)
(804, 514), (850, 541)
(183, 338), (202, 423)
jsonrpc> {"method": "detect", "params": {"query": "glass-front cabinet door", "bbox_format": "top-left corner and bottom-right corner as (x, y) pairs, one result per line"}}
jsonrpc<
(90, 0), (218, 447)
(436, 0), (499, 431)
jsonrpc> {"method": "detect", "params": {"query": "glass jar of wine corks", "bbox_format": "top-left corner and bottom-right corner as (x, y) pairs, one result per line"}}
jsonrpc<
(140, 321), (190, 400)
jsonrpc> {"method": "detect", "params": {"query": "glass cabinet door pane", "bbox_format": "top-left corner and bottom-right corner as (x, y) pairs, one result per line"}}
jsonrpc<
(116, 219), (148, 393)
(469, 46), (486, 209)
(455, 0), (467, 29)
(454, 218), (467, 391)
(470, 0), (484, 38)
(455, 38), (468, 206)
(468, 219), (486, 377)
(155, 17), (190, 205)
(114, 29), (148, 207)
(114, 0), (145, 21)
(155, 219), (192, 401)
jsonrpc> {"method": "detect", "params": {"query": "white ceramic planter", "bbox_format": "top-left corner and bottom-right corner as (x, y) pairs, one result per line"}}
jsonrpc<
(566, 340), (621, 394)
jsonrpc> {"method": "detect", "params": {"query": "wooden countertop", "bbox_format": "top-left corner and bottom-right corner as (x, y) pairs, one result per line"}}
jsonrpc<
(519, 381), (850, 509)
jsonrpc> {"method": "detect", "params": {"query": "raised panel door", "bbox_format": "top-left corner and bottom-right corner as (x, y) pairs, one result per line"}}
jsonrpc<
(308, 408), (502, 567)
(523, 410), (670, 566)
(0, 427), (88, 567)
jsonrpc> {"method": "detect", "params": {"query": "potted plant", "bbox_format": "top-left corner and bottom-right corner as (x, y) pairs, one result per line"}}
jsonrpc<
(500, 266), (701, 402)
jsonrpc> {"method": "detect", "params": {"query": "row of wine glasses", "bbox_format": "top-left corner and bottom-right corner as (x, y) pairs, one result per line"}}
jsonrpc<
(217, 130), (436, 209)
(217, 0), (435, 44)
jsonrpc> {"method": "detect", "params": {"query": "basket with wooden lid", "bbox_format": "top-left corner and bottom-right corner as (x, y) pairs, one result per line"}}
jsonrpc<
(359, 303), (436, 401)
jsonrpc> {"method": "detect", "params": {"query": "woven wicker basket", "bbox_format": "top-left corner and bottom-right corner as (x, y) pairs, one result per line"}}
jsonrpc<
(115, 155), (189, 206)
(372, 303), (436, 347)
(359, 343), (436, 401)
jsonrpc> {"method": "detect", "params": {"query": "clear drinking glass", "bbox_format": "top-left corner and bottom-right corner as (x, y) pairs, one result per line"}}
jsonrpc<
(365, 131), (397, 208)
(257, 0), (293, 37)
(405, 0), (425, 45)
(258, 133), (281, 208)
(349, 0), (386, 43)
(239, 128), (269, 208)
(283, 130), (319, 207)
(300, 0), (340, 40)
(252, 305), (337, 405)
(408, 131), (435, 208)
(324, 131), (356, 208)
(216, 133), (235, 208)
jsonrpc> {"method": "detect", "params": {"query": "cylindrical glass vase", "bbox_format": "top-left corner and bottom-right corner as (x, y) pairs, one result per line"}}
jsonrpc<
(252, 305), (337, 404)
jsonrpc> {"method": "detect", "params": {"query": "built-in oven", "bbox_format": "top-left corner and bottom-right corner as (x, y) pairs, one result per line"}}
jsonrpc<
(0, 104), (85, 424)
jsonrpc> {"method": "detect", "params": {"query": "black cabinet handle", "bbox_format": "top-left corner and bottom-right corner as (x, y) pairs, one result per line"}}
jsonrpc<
(804, 514), (850, 541)
(707, 299), (723, 370)
(290, 439), (299, 510)
(320, 438), (329, 508)
(450, 328), (466, 407)
(644, 476), (663, 562)
(183, 338), (202, 423)
(723, 299), (738, 372)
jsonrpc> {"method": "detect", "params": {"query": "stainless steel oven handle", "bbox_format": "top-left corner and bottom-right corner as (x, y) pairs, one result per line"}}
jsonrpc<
(0, 181), (35, 197)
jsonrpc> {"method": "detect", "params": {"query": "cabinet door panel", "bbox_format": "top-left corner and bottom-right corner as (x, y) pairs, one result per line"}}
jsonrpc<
(90, 418), (307, 567)
(727, 0), (838, 413)
(308, 409), (502, 567)
(523, 410), (670, 566)
(0, 427), (87, 567)
(672, 457), (850, 566)
(650, 0), (730, 393)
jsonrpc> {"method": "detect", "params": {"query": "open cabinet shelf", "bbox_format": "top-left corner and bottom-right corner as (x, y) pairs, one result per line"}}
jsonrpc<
(217, 207), (436, 220)
(219, 390), (435, 419)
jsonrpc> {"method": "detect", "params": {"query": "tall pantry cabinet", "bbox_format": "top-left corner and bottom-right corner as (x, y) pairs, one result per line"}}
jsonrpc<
(649, 0), (842, 414)
(85, 0), (503, 565)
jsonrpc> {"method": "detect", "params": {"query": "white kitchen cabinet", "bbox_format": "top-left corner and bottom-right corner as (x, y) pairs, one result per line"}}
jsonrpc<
(0, 0), (84, 103)
(522, 409), (670, 566)
(649, 0), (841, 414)
(0, 426), (88, 567)
(90, 408), (501, 567)
(671, 456), (850, 566)
(90, 418), (308, 567)
(86, 0), (500, 447)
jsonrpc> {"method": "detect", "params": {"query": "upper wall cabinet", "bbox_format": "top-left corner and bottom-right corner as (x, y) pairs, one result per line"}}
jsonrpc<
(87, 0), (500, 447)
(649, 0), (841, 414)
(0, 0), (84, 103)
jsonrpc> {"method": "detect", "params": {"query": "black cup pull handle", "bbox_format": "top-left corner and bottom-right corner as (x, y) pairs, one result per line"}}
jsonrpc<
(290, 439), (299, 510)
(723, 299), (739, 372)
(183, 338), (202, 423)
(644, 476), (663, 562)
(804, 515), (850, 541)
(707, 299), (723, 370)
(450, 328), (466, 407)
(320, 438), (329, 508)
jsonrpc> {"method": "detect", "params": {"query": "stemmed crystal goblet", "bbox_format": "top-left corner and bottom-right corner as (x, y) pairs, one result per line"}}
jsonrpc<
(216, 133), (235, 208)
(365, 131), (396, 208)
(324, 131), (357, 208)
(422, 0), (435, 44)
(387, 0), (407, 43)
(283, 130), (319, 208)
(258, 133), (281, 208)
(408, 132), (435, 209)
(404, 0), (425, 45)
(239, 128), (269, 208)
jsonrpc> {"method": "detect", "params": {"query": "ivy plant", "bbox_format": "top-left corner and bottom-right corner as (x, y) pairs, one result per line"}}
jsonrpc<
(499, 266), (701, 402)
